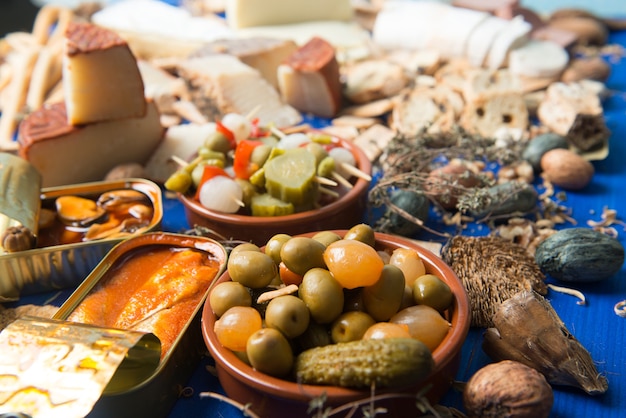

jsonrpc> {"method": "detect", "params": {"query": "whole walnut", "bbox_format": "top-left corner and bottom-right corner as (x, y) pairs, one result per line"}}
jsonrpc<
(463, 360), (553, 418)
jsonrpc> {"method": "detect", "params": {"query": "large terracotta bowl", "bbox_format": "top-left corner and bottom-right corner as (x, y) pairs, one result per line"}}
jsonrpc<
(179, 139), (372, 245)
(201, 230), (471, 418)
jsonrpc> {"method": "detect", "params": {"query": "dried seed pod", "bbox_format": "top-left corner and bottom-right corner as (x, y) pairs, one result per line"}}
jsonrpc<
(1, 226), (36, 253)
(441, 236), (546, 327)
(463, 360), (553, 418)
(483, 290), (609, 395)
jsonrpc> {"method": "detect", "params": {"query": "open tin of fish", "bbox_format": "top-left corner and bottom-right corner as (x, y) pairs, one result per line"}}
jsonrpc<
(0, 176), (163, 302)
(53, 232), (228, 418)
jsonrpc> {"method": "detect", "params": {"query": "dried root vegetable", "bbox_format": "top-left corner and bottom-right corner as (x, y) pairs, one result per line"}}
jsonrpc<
(441, 235), (547, 327)
(483, 290), (608, 395)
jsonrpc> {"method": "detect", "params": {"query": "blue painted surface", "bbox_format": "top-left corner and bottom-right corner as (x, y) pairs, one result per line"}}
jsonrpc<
(164, 28), (626, 418)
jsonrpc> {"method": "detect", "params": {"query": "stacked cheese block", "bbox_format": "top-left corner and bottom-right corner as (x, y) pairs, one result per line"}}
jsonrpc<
(17, 22), (164, 187)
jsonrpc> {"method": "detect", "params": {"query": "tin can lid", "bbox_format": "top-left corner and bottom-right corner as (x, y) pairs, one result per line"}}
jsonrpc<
(0, 316), (161, 417)
(0, 153), (41, 246)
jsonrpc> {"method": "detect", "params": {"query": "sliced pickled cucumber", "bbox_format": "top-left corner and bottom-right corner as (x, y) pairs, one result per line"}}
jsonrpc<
(317, 156), (335, 178)
(264, 148), (318, 206)
(294, 337), (434, 389)
(251, 193), (295, 217)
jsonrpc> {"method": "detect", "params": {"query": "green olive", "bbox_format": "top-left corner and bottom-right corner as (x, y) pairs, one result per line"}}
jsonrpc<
(296, 321), (332, 351)
(250, 144), (272, 168)
(330, 311), (376, 343)
(311, 230), (342, 247)
(164, 171), (192, 193)
(264, 295), (310, 339)
(298, 268), (344, 324)
(227, 250), (277, 288)
(344, 223), (376, 248)
(209, 281), (252, 317)
(230, 242), (261, 256)
(235, 178), (257, 207)
(362, 264), (406, 321)
(265, 233), (292, 264)
(412, 274), (453, 312)
(246, 328), (294, 377)
(198, 147), (226, 162)
(280, 237), (327, 276)
(305, 142), (329, 165)
(204, 131), (232, 154)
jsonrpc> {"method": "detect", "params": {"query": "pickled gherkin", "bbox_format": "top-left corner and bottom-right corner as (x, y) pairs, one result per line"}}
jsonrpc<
(264, 148), (318, 207)
(294, 338), (434, 389)
(251, 193), (295, 217)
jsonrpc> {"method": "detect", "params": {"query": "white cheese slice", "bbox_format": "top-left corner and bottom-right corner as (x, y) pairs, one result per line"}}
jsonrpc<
(508, 40), (569, 79)
(236, 21), (372, 62)
(92, 0), (235, 59)
(176, 54), (302, 128)
(465, 16), (509, 67)
(225, 0), (353, 29)
(486, 16), (532, 70)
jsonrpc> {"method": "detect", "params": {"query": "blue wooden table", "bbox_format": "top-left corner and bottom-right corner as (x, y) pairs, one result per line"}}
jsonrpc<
(166, 29), (626, 418)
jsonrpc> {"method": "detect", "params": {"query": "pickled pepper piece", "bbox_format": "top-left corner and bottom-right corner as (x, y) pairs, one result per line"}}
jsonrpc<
(482, 290), (608, 395)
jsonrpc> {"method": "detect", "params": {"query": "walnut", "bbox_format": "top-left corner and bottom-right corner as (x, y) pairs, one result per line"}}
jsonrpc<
(463, 360), (553, 418)
(1, 225), (36, 253)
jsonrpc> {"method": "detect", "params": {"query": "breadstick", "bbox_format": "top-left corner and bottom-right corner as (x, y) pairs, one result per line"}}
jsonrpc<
(26, 40), (64, 111)
(32, 5), (74, 46)
(0, 48), (39, 150)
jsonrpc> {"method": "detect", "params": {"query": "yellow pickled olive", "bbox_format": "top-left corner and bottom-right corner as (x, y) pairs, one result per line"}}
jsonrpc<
(164, 170), (193, 193)
(317, 156), (336, 178)
(204, 131), (233, 154)
(305, 142), (329, 165)
(198, 147), (227, 163)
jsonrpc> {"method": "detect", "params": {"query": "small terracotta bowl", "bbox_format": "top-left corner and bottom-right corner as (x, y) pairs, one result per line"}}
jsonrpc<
(201, 231), (471, 418)
(179, 139), (372, 245)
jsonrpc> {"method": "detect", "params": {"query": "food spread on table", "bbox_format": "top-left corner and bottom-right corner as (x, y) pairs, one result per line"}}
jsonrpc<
(0, 0), (625, 417)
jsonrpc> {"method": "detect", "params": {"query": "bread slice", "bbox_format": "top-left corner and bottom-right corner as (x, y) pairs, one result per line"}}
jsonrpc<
(460, 92), (529, 137)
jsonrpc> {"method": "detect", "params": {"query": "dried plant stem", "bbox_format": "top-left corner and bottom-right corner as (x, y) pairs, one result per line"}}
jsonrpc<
(198, 391), (262, 418)
(547, 284), (587, 306)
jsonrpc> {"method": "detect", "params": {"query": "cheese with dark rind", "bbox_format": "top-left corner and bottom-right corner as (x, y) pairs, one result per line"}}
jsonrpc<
(277, 37), (342, 118)
(63, 22), (146, 125)
(18, 100), (163, 187)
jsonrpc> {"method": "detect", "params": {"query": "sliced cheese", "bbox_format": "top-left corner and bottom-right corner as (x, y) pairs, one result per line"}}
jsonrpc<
(176, 54), (302, 128)
(486, 16), (532, 70)
(63, 22), (146, 125)
(465, 15), (509, 67)
(192, 37), (298, 88)
(18, 100), (164, 187)
(137, 60), (189, 114)
(508, 40), (569, 79)
(225, 0), (353, 29)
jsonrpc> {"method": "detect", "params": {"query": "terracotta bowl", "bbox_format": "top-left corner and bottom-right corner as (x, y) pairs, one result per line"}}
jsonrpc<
(179, 139), (372, 245)
(201, 231), (471, 418)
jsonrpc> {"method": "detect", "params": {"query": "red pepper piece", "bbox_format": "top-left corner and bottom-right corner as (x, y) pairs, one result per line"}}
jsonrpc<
(233, 139), (264, 180)
(216, 120), (237, 149)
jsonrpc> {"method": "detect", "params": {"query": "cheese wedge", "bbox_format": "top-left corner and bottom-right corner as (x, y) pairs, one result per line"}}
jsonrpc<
(192, 37), (298, 88)
(277, 37), (342, 118)
(225, 0), (353, 29)
(63, 22), (146, 125)
(176, 54), (302, 128)
(18, 101), (164, 187)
